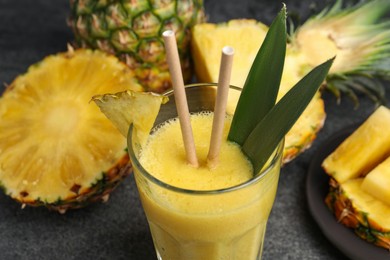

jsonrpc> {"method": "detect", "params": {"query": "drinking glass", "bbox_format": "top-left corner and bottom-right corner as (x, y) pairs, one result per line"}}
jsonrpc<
(128, 83), (284, 260)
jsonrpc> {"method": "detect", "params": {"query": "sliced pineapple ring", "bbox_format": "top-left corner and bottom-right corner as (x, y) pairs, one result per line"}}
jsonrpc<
(0, 48), (143, 210)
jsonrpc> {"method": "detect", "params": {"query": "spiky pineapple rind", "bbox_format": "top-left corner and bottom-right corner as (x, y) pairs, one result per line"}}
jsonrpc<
(17, 154), (132, 213)
(326, 178), (390, 250)
(68, 0), (206, 92)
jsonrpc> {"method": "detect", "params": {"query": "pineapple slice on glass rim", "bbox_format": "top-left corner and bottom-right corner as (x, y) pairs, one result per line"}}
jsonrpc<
(0, 47), (164, 213)
(191, 0), (390, 163)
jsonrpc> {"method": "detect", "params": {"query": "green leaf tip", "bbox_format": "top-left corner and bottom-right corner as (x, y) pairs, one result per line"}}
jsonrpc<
(227, 5), (333, 174)
(228, 5), (287, 146)
(243, 57), (335, 173)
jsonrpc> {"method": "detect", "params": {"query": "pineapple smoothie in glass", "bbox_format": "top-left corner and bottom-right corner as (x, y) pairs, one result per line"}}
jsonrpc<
(128, 84), (283, 260)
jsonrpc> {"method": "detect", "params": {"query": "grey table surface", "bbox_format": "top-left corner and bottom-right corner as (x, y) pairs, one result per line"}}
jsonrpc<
(0, 0), (388, 259)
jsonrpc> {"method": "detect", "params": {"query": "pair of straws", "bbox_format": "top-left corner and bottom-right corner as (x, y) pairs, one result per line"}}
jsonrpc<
(162, 30), (234, 168)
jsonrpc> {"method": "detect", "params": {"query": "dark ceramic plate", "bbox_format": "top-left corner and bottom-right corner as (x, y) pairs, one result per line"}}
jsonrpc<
(306, 125), (390, 260)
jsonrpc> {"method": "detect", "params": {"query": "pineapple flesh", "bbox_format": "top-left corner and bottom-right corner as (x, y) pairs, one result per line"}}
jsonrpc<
(191, 20), (268, 89)
(322, 106), (390, 183)
(191, 19), (326, 163)
(0, 48), (143, 212)
(294, 0), (390, 74)
(293, 0), (390, 104)
(68, 0), (205, 93)
(362, 156), (390, 206)
(323, 106), (390, 250)
(92, 90), (168, 147)
(191, 0), (390, 162)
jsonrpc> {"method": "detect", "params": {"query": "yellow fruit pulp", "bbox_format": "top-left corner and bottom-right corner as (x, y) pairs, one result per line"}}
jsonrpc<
(362, 156), (390, 206)
(192, 20), (268, 89)
(191, 20), (325, 163)
(0, 49), (142, 204)
(322, 106), (390, 183)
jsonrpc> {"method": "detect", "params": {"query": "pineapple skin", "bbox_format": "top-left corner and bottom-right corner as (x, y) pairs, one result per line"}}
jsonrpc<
(292, 0), (390, 105)
(23, 155), (132, 214)
(326, 178), (390, 250)
(68, 0), (205, 93)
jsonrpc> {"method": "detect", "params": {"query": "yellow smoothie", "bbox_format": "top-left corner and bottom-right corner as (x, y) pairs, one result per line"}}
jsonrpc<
(133, 112), (281, 260)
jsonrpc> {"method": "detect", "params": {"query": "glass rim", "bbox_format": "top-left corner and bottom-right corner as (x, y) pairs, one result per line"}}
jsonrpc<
(127, 83), (284, 195)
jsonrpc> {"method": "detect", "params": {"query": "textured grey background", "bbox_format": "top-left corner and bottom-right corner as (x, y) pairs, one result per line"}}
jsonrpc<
(0, 0), (387, 259)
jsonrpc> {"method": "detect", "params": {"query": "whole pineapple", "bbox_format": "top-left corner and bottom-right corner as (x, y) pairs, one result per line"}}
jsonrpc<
(68, 0), (205, 93)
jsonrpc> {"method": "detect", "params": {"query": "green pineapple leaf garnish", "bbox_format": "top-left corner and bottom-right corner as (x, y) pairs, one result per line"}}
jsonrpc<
(243, 58), (333, 173)
(228, 5), (333, 173)
(228, 5), (286, 146)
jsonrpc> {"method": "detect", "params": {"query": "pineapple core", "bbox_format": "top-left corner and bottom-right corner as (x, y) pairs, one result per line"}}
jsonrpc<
(44, 102), (81, 135)
(296, 29), (339, 70)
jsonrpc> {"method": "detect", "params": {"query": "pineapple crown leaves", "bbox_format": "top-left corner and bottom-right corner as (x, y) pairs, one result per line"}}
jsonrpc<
(292, 0), (390, 106)
(228, 5), (333, 173)
(326, 72), (387, 108)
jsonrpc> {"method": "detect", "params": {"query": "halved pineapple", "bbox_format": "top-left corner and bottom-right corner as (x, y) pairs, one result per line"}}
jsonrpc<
(294, 0), (390, 104)
(191, 19), (326, 163)
(191, 0), (390, 162)
(326, 178), (390, 250)
(0, 48), (144, 212)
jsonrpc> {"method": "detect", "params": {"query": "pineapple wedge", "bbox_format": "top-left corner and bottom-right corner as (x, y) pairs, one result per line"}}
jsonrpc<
(322, 106), (390, 183)
(326, 178), (390, 250)
(362, 156), (390, 206)
(92, 90), (168, 147)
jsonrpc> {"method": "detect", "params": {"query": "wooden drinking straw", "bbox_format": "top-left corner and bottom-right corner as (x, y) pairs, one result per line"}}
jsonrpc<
(162, 30), (199, 167)
(207, 46), (235, 168)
